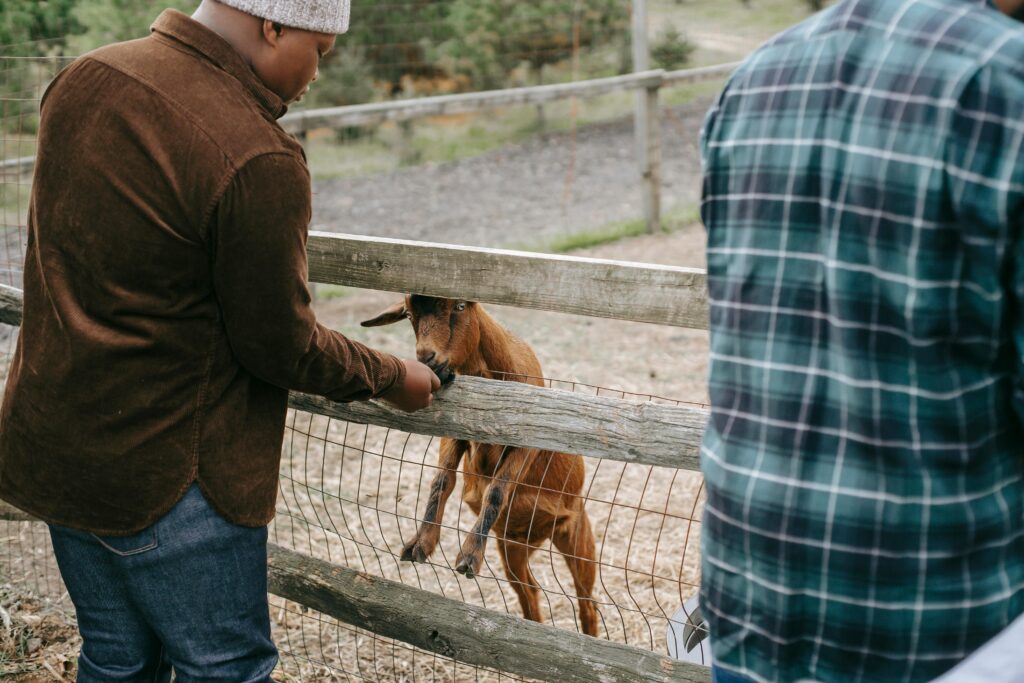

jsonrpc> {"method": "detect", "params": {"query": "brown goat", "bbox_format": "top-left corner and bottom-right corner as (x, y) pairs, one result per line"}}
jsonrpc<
(361, 295), (599, 636)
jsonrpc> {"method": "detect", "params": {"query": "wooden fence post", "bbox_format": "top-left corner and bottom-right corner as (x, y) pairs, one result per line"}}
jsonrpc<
(632, 0), (662, 233)
(399, 119), (420, 165)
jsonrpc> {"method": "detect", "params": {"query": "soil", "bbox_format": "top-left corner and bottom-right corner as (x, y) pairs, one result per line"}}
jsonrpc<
(0, 103), (715, 682)
(266, 223), (711, 681)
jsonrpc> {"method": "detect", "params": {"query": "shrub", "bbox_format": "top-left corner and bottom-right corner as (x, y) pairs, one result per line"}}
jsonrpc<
(650, 26), (695, 71)
(305, 45), (377, 107)
(432, 0), (630, 90)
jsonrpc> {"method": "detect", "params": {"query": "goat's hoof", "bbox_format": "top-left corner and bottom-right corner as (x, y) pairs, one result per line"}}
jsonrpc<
(454, 554), (479, 579)
(400, 539), (432, 563)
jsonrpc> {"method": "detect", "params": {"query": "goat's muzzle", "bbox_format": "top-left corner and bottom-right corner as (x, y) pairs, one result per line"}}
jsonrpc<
(419, 353), (455, 385)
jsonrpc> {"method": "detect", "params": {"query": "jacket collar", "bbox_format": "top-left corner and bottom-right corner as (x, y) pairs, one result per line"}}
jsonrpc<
(150, 9), (288, 119)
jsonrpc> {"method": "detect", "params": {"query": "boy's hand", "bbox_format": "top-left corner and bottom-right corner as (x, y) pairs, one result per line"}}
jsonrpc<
(380, 359), (441, 412)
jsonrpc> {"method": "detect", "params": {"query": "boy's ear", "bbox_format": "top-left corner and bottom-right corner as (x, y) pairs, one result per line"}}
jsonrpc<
(360, 301), (408, 327)
(261, 19), (282, 48)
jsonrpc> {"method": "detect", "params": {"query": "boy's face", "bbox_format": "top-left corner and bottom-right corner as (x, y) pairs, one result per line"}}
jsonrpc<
(252, 23), (336, 104)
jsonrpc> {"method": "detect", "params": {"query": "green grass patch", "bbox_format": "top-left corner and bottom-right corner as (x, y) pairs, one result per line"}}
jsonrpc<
(0, 181), (31, 229)
(511, 203), (701, 254)
(312, 284), (354, 301)
(306, 83), (709, 182)
(661, 79), (726, 108)
(304, 134), (396, 180)
(542, 217), (650, 253)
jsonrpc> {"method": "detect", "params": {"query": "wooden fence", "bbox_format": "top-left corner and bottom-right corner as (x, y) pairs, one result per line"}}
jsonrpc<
(0, 231), (712, 681)
(277, 64), (736, 132)
(290, 63), (736, 235)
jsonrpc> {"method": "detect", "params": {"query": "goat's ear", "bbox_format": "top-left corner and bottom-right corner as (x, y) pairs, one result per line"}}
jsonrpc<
(360, 301), (408, 327)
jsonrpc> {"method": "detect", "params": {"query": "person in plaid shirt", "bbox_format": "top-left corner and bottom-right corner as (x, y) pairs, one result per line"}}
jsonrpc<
(699, 0), (1024, 681)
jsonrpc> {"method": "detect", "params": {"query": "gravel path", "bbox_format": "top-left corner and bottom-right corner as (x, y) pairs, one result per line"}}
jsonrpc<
(311, 96), (714, 248)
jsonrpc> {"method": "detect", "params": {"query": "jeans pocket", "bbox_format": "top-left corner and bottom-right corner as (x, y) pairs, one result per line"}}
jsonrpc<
(90, 526), (159, 556)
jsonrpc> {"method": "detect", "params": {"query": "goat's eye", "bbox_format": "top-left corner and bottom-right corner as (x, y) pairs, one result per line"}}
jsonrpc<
(455, 302), (466, 312)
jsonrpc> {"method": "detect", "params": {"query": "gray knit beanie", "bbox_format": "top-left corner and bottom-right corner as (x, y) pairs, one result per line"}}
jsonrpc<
(217, 0), (350, 34)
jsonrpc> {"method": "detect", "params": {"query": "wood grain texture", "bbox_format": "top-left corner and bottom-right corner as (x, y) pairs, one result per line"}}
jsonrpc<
(0, 244), (711, 332)
(0, 511), (712, 680)
(662, 62), (739, 86)
(0, 155), (35, 175)
(307, 233), (709, 329)
(290, 374), (707, 471)
(0, 277), (709, 470)
(0, 285), (23, 326)
(267, 543), (711, 683)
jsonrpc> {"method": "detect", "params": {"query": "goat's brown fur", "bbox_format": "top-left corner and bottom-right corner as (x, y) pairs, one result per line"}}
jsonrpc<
(362, 295), (599, 636)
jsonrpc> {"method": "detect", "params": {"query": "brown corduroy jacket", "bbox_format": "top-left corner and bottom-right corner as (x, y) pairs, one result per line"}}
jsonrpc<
(0, 10), (406, 535)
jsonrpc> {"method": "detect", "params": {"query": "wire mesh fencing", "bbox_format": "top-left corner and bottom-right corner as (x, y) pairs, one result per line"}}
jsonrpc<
(0, 51), (76, 626)
(1, 52), (74, 292)
(0, 359), (711, 681)
(268, 376), (708, 681)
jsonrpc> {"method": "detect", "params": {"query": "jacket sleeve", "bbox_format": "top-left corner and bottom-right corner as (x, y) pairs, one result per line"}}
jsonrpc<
(209, 151), (405, 401)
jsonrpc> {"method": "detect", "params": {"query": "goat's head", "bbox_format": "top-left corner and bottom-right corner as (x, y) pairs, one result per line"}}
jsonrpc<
(361, 295), (481, 384)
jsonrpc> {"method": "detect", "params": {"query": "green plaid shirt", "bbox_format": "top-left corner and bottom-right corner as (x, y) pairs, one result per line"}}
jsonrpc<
(699, 0), (1024, 680)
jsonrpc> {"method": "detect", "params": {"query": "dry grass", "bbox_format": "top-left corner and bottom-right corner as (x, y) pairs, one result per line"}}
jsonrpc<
(0, 524), (77, 682)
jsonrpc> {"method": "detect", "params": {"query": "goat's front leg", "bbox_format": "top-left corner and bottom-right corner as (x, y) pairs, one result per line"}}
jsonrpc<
(401, 438), (467, 563)
(454, 447), (531, 579)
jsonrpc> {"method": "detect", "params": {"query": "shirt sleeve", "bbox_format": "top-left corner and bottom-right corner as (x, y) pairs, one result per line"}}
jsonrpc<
(945, 65), (1024, 429)
(699, 77), (731, 234)
(209, 151), (405, 401)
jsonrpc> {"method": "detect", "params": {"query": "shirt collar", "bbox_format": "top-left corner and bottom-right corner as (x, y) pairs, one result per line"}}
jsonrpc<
(150, 9), (288, 119)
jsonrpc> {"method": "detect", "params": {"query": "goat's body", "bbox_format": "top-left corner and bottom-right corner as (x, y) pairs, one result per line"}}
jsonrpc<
(457, 440), (597, 633)
(459, 441), (587, 548)
(386, 302), (599, 636)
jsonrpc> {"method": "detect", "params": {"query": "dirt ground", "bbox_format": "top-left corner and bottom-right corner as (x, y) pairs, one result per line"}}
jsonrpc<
(0, 526), (78, 681)
(0, 223), (711, 682)
(309, 97), (712, 250)
(266, 223), (711, 681)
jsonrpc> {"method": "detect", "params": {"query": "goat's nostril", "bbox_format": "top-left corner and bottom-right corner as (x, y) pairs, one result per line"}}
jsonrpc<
(419, 351), (436, 364)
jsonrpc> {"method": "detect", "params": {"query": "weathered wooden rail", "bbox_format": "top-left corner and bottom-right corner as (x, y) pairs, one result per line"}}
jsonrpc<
(0, 237), (711, 471)
(0, 155), (34, 175)
(0, 515), (705, 683)
(0, 231), (713, 681)
(307, 233), (709, 329)
(267, 544), (710, 683)
(0, 62), (736, 169)
(1, 61), (738, 234)
(278, 64), (737, 133)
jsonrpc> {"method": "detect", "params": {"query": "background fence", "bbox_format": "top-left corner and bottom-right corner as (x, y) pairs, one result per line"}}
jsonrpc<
(0, 0), (826, 679)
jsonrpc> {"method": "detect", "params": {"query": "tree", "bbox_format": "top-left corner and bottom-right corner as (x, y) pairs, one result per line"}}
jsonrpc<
(342, 0), (453, 94)
(0, 1), (82, 134)
(304, 45), (377, 107)
(433, 0), (630, 90)
(70, 0), (195, 53)
(650, 26), (695, 71)
(0, 0), (81, 54)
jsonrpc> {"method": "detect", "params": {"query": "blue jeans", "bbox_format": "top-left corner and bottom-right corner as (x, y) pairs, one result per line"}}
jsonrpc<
(49, 483), (278, 682)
